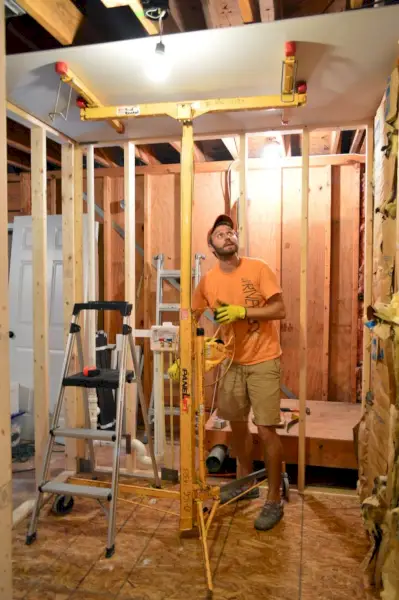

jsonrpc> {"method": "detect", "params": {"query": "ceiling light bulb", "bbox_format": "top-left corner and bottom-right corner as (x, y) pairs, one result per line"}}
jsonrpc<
(146, 40), (172, 83)
(261, 142), (283, 166)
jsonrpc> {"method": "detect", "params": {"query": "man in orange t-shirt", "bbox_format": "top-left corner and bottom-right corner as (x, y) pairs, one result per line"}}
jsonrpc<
(193, 214), (286, 531)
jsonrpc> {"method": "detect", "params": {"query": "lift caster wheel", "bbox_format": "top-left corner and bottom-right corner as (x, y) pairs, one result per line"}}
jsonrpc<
(282, 473), (290, 502)
(52, 494), (74, 515)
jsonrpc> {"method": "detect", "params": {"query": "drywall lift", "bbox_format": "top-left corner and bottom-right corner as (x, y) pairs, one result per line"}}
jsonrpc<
(59, 42), (307, 595)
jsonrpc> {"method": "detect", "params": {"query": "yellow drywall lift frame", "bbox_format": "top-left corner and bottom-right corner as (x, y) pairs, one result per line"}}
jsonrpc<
(70, 47), (308, 595)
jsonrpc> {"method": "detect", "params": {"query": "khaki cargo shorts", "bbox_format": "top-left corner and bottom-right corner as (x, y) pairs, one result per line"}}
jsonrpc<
(217, 358), (281, 427)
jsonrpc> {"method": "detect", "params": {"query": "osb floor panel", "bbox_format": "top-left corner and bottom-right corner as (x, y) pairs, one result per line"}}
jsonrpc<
(12, 488), (377, 600)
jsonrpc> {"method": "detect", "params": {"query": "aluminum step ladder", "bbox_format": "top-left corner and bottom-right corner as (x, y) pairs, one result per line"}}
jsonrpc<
(26, 301), (160, 558)
(149, 253), (204, 457)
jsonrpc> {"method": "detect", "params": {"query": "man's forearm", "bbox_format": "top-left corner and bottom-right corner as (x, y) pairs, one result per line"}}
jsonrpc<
(246, 302), (286, 321)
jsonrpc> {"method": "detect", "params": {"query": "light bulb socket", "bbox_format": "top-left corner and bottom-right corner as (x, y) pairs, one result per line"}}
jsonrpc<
(155, 41), (165, 55)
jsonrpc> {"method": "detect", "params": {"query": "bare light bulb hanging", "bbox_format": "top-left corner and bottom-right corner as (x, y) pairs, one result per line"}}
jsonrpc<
(145, 12), (172, 83)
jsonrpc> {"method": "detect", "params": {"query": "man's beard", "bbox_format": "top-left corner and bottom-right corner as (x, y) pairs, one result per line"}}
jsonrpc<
(214, 241), (238, 258)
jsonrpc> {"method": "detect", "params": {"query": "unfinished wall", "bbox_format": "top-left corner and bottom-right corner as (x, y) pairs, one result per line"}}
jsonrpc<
(358, 64), (399, 600)
(7, 157), (363, 407)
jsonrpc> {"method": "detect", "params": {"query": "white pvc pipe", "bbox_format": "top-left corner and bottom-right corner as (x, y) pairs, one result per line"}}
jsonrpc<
(131, 438), (152, 467)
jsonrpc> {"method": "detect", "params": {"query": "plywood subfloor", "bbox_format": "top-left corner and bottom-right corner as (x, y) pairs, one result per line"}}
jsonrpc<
(12, 484), (375, 600)
(206, 399), (361, 469)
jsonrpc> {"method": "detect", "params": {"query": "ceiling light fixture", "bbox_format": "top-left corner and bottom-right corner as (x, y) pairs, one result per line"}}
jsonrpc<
(261, 141), (283, 166)
(144, 2), (172, 83)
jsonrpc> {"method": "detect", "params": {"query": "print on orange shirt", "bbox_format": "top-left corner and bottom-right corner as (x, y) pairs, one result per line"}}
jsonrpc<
(192, 257), (282, 366)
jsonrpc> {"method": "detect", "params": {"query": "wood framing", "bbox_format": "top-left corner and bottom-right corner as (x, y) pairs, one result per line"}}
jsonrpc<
(143, 174), (153, 412)
(73, 145), (85, 458)
(298, 128), (309, 493)
(35, 154), (363, 180)
(222, 137), (239, 159)
(17, 0), (83, 46)
(103, 176), (113, 334)
(397, 142), (399, 292)
(0, 3), (12, 597)
(124, 141), (137, 472)
(238, 133), (248, 255)
(86, 145), (97, 428)
(238, 0), (260, 23)
(20, 172), (31, 214)
(362, 124), (374, 410)
(322, 166), (332, 401)
(31, 127), (50, 484)
(62, 144), (77, 469)
(350, 129), (365, 154)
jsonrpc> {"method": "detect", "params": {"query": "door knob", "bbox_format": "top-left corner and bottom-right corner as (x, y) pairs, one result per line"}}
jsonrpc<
(9, 331), (15, 339)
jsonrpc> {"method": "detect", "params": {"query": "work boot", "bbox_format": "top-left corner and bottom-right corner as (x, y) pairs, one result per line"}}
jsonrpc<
(254, 499), (284, 531)
(220, 484), (260, 505)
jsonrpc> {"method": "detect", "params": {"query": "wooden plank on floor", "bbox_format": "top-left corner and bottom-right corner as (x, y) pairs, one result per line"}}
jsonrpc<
(31, 127), (50, 485)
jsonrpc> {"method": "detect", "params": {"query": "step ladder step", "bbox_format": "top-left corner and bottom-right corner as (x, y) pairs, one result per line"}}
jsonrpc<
(40, 481), (112, 501)
(160, 270), (181, 279)
(159, 303), (180, 312)
(63, 368), (134, 390)
(51, 428), (116, 442)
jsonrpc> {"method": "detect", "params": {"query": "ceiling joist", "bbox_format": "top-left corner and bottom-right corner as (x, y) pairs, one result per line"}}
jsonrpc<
(100, 0), (181, 34)
(16, 0), (84, 46)
(330, 130), (341, 154)
(221, 137), (239, 160)
(350, 129), (365, 154)
(238, 0), (261, 23)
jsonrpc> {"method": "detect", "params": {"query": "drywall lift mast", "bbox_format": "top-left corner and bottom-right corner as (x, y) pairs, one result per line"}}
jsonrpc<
(77, 42), (307, 591)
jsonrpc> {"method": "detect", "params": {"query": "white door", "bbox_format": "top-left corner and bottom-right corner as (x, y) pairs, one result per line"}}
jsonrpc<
(9, 215), (98, 430)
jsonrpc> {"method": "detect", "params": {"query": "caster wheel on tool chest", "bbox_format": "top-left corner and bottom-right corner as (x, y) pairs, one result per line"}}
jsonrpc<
(52, 494), (74, 515)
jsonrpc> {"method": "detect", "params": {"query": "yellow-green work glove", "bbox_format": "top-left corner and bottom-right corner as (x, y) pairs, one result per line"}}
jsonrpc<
(167, 359), (180, 382)
(214, 303), (247, 325)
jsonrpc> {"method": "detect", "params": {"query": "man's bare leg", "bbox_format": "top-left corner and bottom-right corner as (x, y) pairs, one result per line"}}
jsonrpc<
(257, 425), (283, 502)
(230, 420), (253, 477)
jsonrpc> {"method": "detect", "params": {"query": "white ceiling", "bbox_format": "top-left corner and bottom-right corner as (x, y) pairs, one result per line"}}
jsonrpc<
(6, 5), (399, 143)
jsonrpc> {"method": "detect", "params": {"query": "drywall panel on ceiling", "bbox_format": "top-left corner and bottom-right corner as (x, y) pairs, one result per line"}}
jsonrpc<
(6, 6), (399, 142)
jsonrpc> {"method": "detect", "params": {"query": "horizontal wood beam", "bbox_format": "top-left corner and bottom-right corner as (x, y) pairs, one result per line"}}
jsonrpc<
(7, 118), (62, 166)
(7, 101), (75, 144)
(100, 0), (180, 34)
(7, 146), (31, 170)
(16, 0), (84, 46)
(238, 0), (261, 22)
(8, 153), (364, 181)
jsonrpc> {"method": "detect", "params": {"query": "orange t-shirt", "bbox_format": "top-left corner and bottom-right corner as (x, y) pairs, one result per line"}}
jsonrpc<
(192, 257), (282, 365)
